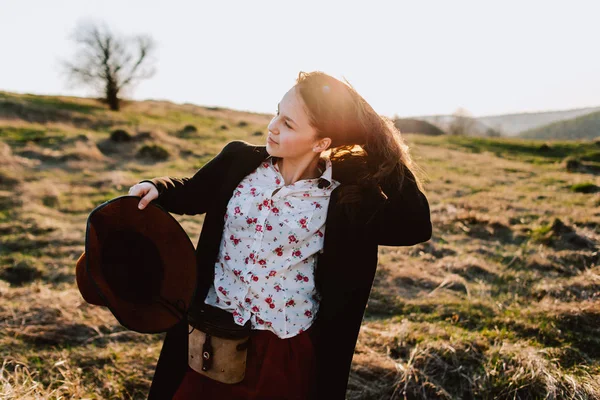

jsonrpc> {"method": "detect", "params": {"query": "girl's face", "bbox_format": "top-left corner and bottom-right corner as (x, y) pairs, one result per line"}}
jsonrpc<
(266, 86), (330, 160)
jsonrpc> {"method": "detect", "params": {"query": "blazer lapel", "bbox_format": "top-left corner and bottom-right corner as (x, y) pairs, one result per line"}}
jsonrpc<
(217, 145), (271, 209)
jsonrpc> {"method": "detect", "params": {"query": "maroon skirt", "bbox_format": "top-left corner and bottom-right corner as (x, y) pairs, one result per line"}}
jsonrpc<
(172, 326), (316, 400)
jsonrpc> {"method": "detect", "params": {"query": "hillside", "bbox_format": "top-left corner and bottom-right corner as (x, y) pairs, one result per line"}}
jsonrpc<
(406, 114), (494, 137)
(411, 106), (600, 137)
(1, 92), (599, 399)
(478, 106), (600, 137)
(519, 110), (600, 140)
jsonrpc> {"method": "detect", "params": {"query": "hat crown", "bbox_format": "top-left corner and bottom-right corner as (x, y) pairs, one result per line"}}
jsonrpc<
(101, 230), (164, 305)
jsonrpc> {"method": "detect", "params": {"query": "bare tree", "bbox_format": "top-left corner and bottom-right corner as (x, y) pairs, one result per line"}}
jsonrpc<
(448, 107), (476, 136)
(62, 21), (157, 111)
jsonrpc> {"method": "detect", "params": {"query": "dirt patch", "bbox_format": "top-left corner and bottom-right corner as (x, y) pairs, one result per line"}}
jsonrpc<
(0, 141), (39, 169)
(394, 275), (438, 291)
(525, 254), (578, 276)
(536, 281), (600, 301)
(444, 258), (498, 282)
(548, 250), (600, 271)
(435, 207), (516, 244)
(553, 305), (600, 358)
(408, 242), (457, 259)
(97, 130), (186, 161)
(0, 190), (22, 212)
(59, 141), (107, 163)
(0, 169), (20, 189)
(533, 218), (597, 250)
(17, 323), (98, 346)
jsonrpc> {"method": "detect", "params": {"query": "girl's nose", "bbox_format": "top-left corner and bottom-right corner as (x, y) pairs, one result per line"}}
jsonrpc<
(267, 119), (279, 134)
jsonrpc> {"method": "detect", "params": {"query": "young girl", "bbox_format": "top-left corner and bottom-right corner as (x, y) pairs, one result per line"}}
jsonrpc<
(129, 71), (432, 399)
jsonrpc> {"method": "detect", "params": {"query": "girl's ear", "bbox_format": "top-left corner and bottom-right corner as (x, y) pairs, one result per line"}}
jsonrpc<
(314, 137), (332, 152)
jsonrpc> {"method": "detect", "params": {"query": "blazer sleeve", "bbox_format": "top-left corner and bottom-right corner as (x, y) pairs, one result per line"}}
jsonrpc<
(311, 285), (373, 399)
(138, 140), (246, 215)
(310, 253), (379, 400)
(366, 164), (432, 246)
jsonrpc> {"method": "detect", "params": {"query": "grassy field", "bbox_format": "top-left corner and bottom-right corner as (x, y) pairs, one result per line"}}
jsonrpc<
(0, 92), (599, 399)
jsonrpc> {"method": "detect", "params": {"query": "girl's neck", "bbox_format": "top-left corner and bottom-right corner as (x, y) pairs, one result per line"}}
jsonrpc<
(276, 155), (323, 186)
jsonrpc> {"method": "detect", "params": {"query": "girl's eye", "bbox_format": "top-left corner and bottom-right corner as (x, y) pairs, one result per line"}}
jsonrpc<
(276, 109), (292, 129)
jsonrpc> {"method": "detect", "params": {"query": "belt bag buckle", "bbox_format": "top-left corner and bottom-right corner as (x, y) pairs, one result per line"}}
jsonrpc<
(188, 304), (251, 384)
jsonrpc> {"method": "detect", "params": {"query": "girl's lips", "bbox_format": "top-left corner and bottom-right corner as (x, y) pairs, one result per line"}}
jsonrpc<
(268, 137), (278, 144)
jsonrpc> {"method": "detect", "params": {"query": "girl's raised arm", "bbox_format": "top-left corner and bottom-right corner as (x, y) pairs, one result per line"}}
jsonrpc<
(367, 165), (432, 246)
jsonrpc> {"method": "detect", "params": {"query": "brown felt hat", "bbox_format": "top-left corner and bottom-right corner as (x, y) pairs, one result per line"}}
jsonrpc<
(76, 196), (197, 333)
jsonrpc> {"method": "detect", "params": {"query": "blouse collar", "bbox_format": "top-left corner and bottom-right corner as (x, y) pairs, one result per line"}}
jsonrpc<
(265, 154), (333, 188)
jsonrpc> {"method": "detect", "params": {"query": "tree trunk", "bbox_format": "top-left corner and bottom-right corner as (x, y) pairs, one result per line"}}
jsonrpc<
(106, 79), (120, 111)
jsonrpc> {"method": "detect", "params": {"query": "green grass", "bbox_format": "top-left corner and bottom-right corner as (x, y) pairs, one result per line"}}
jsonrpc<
(24, 96), (104, 114)
(0, 91), (104, 115)
(408, 134), (600, 167)
(530, 223), (553, 242)
(0, 126), (66, 148)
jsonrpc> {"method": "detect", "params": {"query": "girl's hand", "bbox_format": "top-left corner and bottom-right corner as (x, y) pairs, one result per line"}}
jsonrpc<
(128, 182), (159, 210)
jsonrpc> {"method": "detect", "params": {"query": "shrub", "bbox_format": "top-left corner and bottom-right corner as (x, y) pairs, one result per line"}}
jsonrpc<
(564, 157), (581, 172)
(538, 143), (551, 152)
(0, 261), (42, 285)
(42, 195), (59, 208)
(570, 182), (600, 194)
(136, 144), (170, 161)
(110, 129), (132, 142)
(182, 124), (197, 134)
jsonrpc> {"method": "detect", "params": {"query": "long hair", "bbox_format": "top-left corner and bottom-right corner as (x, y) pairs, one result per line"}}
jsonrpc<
(295, 71), (427, 217)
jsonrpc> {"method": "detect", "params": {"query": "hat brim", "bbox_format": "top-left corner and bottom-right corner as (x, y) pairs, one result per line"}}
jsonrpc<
(81, 196), (197, 333)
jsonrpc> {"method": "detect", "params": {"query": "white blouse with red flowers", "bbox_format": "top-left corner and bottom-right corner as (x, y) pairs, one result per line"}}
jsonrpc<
(203, 154), (341, 338)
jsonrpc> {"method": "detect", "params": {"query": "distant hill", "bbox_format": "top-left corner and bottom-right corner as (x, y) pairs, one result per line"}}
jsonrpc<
(410, 106), (600, 138)
(393, 118), (445, 136)
(477, 107), (600, 136)
(407, 115), (494, 137)
(519, 110), (600, 140)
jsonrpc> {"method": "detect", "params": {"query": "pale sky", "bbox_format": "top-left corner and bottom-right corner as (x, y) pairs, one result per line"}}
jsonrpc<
(1, 0), (599, 118)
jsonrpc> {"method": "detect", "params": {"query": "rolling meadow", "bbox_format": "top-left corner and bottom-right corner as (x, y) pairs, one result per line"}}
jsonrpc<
(1, 91), (599, 399)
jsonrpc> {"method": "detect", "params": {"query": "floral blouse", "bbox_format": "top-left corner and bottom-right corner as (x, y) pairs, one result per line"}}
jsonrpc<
(203, 154), (341, 338)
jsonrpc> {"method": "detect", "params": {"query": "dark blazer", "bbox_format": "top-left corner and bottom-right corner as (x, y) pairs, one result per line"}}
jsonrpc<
(143, 140), (432, 399)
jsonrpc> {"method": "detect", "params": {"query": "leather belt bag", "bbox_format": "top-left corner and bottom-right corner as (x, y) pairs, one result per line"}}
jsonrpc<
(188, 303), (251, 384)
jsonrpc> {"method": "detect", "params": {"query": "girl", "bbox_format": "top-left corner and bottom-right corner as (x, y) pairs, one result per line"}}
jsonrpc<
(129, 71), (432, 399)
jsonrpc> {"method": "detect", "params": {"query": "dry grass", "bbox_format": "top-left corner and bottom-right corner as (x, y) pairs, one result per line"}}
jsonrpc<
(0, 92), (599, 399)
